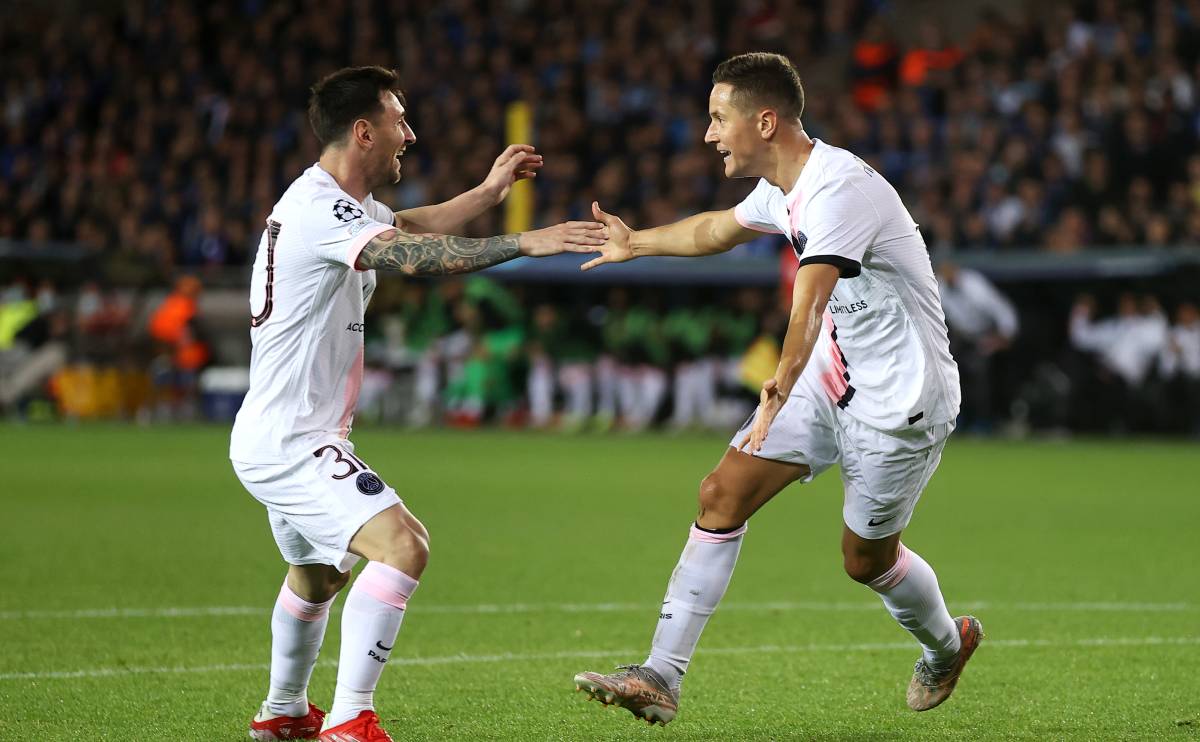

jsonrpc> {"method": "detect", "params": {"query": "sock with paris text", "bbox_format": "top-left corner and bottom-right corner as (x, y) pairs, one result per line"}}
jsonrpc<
(643, 522), (746, 691)
(325, 562), (419, 729)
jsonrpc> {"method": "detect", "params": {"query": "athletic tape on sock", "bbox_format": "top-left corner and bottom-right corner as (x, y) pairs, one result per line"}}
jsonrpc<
(278, 582), (335, 622)
(690, 522), (747, 543)
(355, 562), (419, 610)
(867, 544), (912, 592)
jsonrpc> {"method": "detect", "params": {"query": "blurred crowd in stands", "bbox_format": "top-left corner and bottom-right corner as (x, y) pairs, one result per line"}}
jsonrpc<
(2, 0), (1199, 434)
(6, 0), (1200, 276)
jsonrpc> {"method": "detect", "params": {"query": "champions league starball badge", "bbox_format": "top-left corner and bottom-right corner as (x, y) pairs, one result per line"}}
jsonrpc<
(333, 198), (365, 223)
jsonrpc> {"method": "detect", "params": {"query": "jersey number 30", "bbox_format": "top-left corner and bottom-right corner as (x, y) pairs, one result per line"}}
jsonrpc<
(251, 220), (282, 327)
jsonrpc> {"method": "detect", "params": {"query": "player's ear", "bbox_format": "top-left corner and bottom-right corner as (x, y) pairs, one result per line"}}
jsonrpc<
(758, 109), (777, 140)
(352, 118), (374, 148)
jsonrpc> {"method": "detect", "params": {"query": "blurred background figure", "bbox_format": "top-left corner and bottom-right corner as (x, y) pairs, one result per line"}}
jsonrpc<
(148, 276), (210, 420)
(0, 278), (70, 416)
(1068, 293), (1169, 433)
(936, 259), (1019, 432)
(1161, 302), (1200, 435)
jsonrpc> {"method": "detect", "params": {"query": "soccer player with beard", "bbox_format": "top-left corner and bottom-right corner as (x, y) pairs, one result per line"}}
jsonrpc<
(573, 53), (982, 725)
(232, 66), (604, 742)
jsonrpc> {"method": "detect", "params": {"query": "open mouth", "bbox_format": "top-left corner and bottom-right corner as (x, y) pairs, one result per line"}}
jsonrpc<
(717, 148), (731, 161)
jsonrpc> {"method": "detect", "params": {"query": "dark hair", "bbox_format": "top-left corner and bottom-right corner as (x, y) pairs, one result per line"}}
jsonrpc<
(307, 66), (403, 150)
(711, 53), (805, 121)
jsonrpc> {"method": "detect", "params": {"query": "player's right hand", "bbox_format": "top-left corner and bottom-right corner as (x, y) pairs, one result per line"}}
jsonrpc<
(518, 221), (608, 257)
(580, 201), (635, 271)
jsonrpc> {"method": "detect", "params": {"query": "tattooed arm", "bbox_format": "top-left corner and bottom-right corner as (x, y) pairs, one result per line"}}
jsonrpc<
(356, 230), (521, 275)
(355, 221), (606, 275)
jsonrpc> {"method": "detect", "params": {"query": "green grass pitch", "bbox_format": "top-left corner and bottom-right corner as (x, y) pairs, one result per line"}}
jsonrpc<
(1, 424), (1198, 740)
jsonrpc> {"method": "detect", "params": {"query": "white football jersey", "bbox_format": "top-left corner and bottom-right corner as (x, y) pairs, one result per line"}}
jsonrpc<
(231, 164), (395, 463)
(734, 139), (960, 432)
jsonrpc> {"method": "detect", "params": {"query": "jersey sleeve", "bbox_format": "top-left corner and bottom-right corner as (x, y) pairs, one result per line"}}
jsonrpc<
(306, 193), (395, 270)
(733, 179), (783, 234)
(366, 199), (396, 227)
(796, 180), (881, 278)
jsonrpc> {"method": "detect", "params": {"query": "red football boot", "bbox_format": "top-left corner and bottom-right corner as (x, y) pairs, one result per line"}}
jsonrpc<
(318, 710), (394, 742)
(249, 702), (326, 740)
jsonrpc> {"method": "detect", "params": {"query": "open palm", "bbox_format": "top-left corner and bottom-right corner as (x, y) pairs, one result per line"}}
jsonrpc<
(580, 201), (635, 271)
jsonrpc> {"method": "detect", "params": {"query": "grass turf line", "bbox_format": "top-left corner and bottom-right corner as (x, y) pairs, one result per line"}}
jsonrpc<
(0, 424), (1197, 740)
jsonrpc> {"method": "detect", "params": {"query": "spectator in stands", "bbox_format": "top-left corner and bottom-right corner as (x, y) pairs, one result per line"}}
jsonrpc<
(936, 260), (1020, 431)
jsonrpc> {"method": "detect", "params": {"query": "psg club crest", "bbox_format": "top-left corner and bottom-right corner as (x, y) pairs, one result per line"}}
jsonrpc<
(356, 472), (385, 495)
(333, 198), (365, 223)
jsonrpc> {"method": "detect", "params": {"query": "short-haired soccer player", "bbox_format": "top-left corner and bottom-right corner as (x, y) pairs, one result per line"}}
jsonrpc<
(573, 53), (982, 725)
(231, 66), (604, 742)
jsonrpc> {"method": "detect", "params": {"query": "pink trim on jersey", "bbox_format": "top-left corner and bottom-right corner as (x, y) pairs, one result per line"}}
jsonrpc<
(818, 312), (850, 403)
(278, 582), (334, 622)
(789, 199), (805, 242)
(689, 522), (748, 543)
(867, 544), (912, 592)
(338, 345), (365, 438)
(733, 203), (783, 234)
(346, 222), (393, 271)
(356, 562), (419, 610)
(786, 186), (805, 216)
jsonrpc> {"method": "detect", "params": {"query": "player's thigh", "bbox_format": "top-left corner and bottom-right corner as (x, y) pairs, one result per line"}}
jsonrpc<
(697, 447), (811, 528)
(709, 377), (840, 527)
(837, 420), (952, 540)
(234, 443), (402, 573)
(347, 500), (429, 565)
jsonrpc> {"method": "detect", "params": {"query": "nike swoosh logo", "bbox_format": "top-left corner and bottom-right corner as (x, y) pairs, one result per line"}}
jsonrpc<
(375, 640), (393, 651)
(867, 515), (896, 527)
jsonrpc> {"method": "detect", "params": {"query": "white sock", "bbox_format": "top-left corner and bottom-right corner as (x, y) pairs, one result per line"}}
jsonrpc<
(867, 544), (961, 669)
(265, 582), (335, 717)
(326, 562), (419, 729)
(644, 522), (746, 691)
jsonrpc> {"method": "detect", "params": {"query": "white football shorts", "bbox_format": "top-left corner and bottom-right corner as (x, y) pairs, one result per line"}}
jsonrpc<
(232, 439), (402, 573)
(731, 374), (952, 540)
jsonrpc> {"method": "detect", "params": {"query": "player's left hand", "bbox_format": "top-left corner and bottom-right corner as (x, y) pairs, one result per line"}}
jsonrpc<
(481, 144), (543, 204)
(518, 221), (608, 257)
(738, 378), (783, 453)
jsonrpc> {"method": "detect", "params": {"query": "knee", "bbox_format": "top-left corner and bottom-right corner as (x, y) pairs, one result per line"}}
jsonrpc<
(843, 551), (891, 585)
(328, 569), (352, 595)
(843, 553), (877, 584)
(696, 471), (741, 529)
(377, 523), (430, 577)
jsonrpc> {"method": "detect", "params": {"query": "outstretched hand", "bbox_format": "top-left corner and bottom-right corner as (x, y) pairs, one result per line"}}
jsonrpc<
(738, 378), (784, 453)
(481, 144), (543, 204)
(518, 221), (608, 258)
(580, 201), (636, 271)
